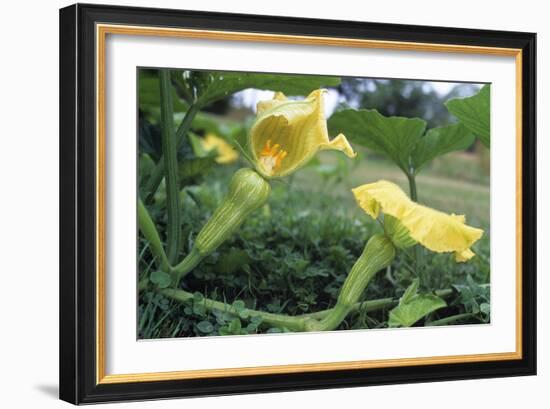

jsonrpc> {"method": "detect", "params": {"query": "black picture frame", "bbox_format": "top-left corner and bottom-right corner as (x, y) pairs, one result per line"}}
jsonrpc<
(59, 3), (536, 404)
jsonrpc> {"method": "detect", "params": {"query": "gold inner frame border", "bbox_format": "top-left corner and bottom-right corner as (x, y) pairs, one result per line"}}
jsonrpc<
(95, 23), (523, 385)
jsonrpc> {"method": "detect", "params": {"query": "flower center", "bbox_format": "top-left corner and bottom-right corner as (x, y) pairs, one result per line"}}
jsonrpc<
(259, 139), (288, 175)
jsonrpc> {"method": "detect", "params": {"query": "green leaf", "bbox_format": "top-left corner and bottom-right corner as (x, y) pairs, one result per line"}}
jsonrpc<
(178, 157), (216, 185)
(411, 123), (475, 172)
(401, 278), (420, 305)
(228, 318), (242, 334)
(445, 85), (490, 147)
(188, 71), (341, 105)
(232, 300), (246, 311)
(176, 111), (245, 140)
(388, 280), (446, 327)
(149, 271), (172, 289)
(389, 294), (446, 328)
(193, 292), (204, 303)
(196, 321), (214, 334)
(328, 109), (427, 173)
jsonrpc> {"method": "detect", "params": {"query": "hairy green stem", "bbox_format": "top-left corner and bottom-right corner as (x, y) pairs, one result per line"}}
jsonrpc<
(159, 69), (181, 264)
(407, 172), (418, 202)
(301, 289), (453, 320)
(156, 287), (455, 332)
(159, 288), (307, 332)
(172, 168), (271, 284)
(144, 103), (201, 202)
(302, 297), (396, 319)
(140, 266), (457, 334)
(138, 199), (170, 272)
(172, 247), (203, 283)
(429, 312), (475, 326)
(405, 173), (422, 267)
(305, 235), (396, 331)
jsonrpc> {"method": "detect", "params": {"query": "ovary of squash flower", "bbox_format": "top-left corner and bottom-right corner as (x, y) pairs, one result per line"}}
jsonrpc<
(200, 133), (239, 164)
(249, 89), (356, 178)
(352, 180), (484, 262)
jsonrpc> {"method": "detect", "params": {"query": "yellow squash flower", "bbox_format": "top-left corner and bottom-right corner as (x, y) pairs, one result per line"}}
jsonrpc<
(352, 180), (483, 262)
(201, 133), (239, 164)
(249, 89), (356, 178)
(173, 90), (356, 284)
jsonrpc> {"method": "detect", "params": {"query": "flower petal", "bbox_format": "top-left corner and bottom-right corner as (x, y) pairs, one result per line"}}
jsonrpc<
(256, 92), (287, 116)
(320, 133), (357, 158)
(250, 89), (355, 177)
(455, 248), (475, 262)
(201, 133), (239, 164)
(352, 180), (483, 259)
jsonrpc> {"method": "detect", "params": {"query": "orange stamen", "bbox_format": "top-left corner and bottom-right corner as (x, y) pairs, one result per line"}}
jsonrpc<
(259, 139), (288, 175)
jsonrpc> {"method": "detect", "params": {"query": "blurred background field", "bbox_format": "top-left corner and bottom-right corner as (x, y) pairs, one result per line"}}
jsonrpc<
(138, 70), (490, 338)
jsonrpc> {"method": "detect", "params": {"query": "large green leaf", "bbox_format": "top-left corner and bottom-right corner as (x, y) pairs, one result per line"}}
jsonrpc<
(445, 84), (490, 147)
(411, 123), (475, 172)
(388, 279), (447, 327)
(188, 71), (341, 105)
(328, 109), (427, 173)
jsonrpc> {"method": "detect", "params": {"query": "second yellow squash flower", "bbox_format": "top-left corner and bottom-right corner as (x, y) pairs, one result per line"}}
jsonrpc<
(352, 180), (484, 262)
(200, 133), (239, 164)
(249, 89), (356, 178)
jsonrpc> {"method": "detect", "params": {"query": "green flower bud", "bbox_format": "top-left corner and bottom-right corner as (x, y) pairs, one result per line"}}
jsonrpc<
(194, 168), (271, 256)
(338, 234), (396, 306)
(173, 168), (271, 283)
(305, 234), (395, 331)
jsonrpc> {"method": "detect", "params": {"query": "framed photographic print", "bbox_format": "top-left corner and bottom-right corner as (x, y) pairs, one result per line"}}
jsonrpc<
(59, 3), (536, 404)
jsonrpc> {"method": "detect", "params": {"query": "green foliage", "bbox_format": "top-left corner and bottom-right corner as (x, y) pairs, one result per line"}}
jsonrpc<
(446, 84), (490, 147)
(215, 249), (251, 274)
(139, 69), (339, 168)
(138, 166), (490, 338)
(139, 68), (339, 119)
(150, 271), (172, 289)
(178, 157), (217, 187)
(139, 154), (155, 186)
(139, 70), (189, 116)
(173, 70), (341, 106)
(453, 275), (491, 323)
(411, 124), (475, 172)
(181, 113), (247, 149)
(388, 279), (447, 327)
(328, 109), (426, 174)
(328, 109), (475, 177)
(338, 78), (480, 129)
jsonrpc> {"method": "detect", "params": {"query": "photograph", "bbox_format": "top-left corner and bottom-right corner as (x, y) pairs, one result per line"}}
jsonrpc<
(55, 2), (537, 404)
(137, 68), (491, 339)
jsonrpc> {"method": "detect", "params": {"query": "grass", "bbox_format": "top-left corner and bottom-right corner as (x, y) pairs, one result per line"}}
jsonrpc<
(138, 150), (491, 339)
(294, 150), (490, 226)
